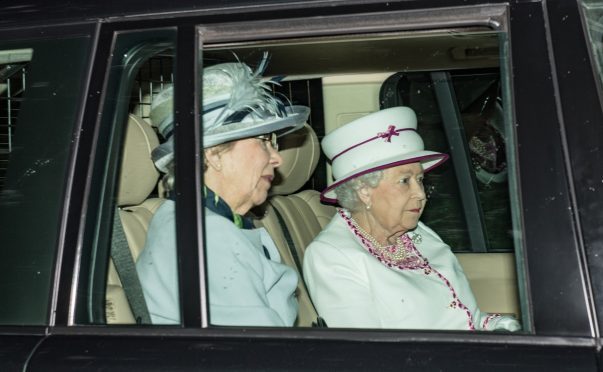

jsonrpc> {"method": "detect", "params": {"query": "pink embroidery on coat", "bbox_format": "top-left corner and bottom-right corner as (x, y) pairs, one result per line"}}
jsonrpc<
(482, 313), (501, 330)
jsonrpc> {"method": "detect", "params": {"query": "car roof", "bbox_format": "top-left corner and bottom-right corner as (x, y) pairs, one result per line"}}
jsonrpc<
(0, 0), (512, 29)
(0, 0), (358, 28)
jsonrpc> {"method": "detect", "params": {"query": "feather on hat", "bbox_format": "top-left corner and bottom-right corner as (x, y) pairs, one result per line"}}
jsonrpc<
(149, 54), (310, 172)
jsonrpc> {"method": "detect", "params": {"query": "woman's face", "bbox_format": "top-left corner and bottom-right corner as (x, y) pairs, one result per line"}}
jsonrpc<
(365, 162), (426, 240)
(208, 135), (282, 215)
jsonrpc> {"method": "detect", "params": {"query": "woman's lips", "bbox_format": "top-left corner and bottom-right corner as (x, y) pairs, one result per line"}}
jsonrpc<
(409, 208), (421, 213)
(262, 175), (274, 183)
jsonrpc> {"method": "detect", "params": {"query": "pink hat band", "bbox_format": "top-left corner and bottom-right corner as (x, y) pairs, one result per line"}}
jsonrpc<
(331, 126), (415, 161)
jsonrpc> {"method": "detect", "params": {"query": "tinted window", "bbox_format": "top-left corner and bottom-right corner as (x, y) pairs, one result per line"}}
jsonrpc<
(0, 49), (30, 192)
(0, 37), (90, 325)
(385, 71), (512, 253)
(75, 30), (176, 325)
(199, 28), (525, 329)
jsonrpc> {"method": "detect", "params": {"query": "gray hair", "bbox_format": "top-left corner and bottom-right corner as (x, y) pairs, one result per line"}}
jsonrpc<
(158, 142), (234, 195)
(334, 170), (384, 212)
(159, 159), (175, 196)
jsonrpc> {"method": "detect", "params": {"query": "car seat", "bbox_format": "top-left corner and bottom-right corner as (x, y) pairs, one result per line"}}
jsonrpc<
(256, 124), (336, 327)
(105, 114), (164, 324)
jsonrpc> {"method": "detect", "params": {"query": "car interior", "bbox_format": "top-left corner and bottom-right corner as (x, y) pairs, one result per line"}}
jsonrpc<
(102, 26), (522, 327)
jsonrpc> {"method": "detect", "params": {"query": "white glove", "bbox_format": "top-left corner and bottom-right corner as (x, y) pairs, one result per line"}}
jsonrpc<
(482, 314), (521, 332)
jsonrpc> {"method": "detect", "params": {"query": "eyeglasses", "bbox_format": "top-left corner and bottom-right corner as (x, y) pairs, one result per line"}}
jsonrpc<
(255, 132), (279, 151)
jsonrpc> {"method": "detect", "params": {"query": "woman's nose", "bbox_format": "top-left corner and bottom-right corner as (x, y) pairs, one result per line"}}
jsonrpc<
(412, 180), (426, 200)
(269, 146), (283, 167)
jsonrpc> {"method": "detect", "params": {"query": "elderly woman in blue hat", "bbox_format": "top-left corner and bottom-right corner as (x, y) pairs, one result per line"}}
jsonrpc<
(136, 58), (309, 326)
(303, 107), (520, 331)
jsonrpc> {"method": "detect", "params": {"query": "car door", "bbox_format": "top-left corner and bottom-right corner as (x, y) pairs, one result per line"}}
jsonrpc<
(0, 0), (598, 370)
(0, 21), (97, 370)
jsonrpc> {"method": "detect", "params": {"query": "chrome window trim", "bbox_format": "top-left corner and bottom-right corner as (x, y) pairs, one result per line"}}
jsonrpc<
(199, 4), (508, 44)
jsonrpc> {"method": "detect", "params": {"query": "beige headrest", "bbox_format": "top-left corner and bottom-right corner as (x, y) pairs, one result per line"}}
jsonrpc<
(270, 124), (320, 195)
(116, 114), (160, 206)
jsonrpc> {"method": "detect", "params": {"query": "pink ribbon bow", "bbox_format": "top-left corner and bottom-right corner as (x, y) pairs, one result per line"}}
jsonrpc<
(378, 125), (399, 142)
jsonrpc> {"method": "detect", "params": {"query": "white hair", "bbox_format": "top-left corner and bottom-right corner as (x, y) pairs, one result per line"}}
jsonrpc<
(334, 170), (384, 212)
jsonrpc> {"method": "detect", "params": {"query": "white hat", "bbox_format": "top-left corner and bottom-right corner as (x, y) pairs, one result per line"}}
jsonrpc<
(321, 107), (448, 203)
(150, 55), (310, 172)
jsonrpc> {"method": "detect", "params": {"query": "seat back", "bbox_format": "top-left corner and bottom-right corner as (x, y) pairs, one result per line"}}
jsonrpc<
(257, 124), (336, 326)
(106, 114), (162, 324)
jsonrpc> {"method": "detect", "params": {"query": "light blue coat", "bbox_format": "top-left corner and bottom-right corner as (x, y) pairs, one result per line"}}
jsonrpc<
(136, 200), (299, 326)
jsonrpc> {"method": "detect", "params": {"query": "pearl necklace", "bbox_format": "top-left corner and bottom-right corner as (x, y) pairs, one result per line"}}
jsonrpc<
(346, 215), (409, 262)
(342, 209), (425, 267)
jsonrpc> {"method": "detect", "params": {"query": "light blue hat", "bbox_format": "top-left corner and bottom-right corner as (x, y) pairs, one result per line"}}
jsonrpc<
(150, 55), (310, 172)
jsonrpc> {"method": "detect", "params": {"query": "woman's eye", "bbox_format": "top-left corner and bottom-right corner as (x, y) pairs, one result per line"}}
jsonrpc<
(399, 177), (410, 185)
(417, 176), (424, 184)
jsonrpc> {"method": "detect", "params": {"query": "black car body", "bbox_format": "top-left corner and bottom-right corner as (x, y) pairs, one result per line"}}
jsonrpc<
(1, 0), (603, 370)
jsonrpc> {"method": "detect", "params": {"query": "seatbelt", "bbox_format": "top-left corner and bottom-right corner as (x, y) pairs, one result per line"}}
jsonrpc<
(379, 71), (405, 109)
(270, 202), (328, 328)
(111, 209), (152, 324)
(271, 204), (304, 280)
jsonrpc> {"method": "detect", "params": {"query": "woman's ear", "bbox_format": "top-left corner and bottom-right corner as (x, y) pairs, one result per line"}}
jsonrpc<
(204, 148), (222, 171)
(356, 185), (372, 208)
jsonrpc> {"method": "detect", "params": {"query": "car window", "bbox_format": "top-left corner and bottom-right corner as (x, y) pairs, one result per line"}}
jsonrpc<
(0, 49), (30, 193)
(0, 49), (34, 324)
(105, 50), (176, 325)
(0, 36), (90, 325)
(197, 23), (527, 330)
(378, 71), (512, 253)
(74, 29), (177, 325)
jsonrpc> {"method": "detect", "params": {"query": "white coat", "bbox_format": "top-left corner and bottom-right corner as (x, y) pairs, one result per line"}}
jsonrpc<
(303, 211), (520, 331)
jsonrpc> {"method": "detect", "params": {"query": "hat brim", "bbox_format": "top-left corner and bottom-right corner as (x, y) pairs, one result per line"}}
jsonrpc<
(320, 151), (449, 204)
(203, 105), (310, 148)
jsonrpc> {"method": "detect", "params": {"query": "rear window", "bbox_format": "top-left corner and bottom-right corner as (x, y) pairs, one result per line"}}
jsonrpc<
(0, 36), (90, 325)
(0, 49), (30, 192)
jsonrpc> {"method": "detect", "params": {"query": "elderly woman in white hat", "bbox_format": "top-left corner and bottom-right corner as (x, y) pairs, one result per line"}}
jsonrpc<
(303, 107), (520, 331)
(136, 58), (309, 326)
